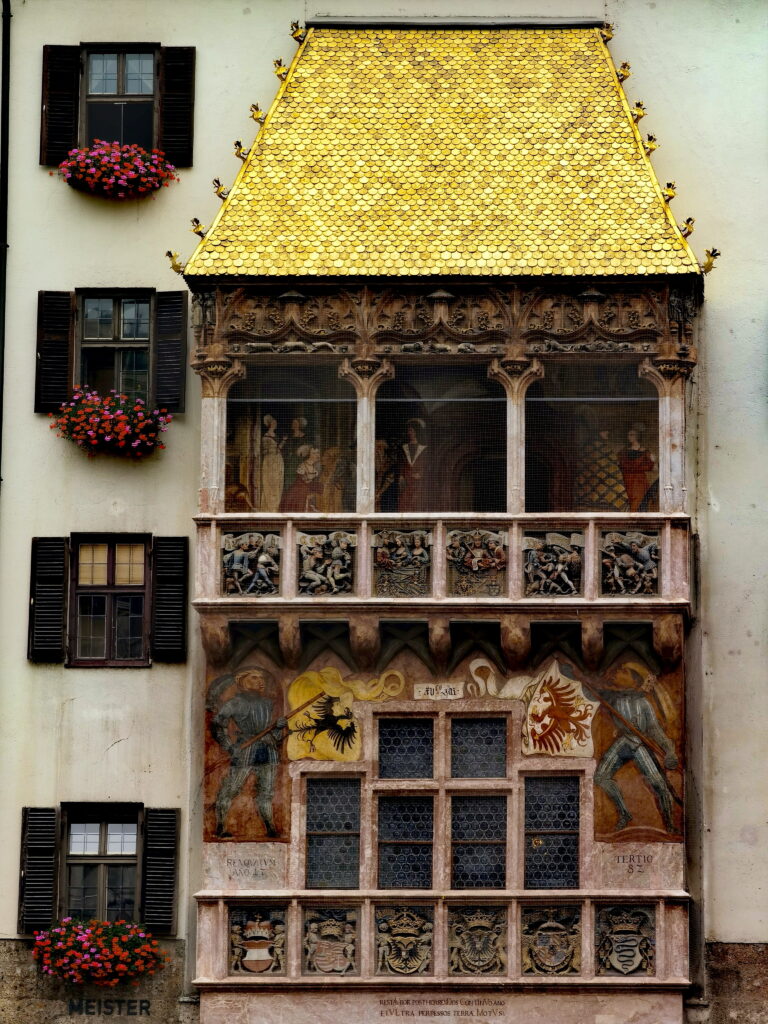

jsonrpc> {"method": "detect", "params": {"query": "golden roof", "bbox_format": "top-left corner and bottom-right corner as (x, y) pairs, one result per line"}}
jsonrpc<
(185, 27), (699, 278)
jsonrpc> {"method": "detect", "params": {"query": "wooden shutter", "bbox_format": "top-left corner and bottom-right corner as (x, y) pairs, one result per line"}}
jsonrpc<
(19, 808), (58, 934)
(150, 538), (188, 662)
(154, 292), (187, 413)
(40, 45), (81, 166)
(158, 47), (195, 167)
(142, 808), (179, 935)
(35, 291), (74, 414)
(28, 538), (68, 663)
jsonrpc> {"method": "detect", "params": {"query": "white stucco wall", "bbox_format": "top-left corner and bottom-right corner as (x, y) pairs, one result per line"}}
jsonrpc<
(1, 0), (765, 958)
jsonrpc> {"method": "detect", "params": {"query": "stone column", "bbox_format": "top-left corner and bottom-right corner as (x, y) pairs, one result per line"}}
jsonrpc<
(640, 358), (693, 514)
(339, 357), (394, 514)
(488, 357), (543, 514)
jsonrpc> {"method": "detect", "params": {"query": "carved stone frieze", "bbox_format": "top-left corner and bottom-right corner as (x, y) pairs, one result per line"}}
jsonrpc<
(189, 282), (696, 363)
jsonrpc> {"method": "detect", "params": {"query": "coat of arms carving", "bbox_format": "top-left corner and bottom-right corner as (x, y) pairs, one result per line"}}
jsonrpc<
(375, 906), (433, 975)
(521, 907), (581, 975)
(303, 908), (357, 974)
(596, 905), (655, 975)
(448, 907), (506, 975)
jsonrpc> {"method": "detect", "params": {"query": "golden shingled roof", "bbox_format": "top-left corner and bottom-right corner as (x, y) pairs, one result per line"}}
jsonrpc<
(185, 27), (700, 278)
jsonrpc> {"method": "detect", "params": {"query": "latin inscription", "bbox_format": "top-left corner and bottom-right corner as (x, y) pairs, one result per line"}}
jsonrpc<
(226, 854), (279, 880)
(68, 1000), (151, 1016)
(616, 852), (654, 875)
(378, 998), (505, 1020)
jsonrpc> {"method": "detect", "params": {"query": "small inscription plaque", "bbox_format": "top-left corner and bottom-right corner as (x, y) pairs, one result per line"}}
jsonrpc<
(414, 682), (465, 700)
(203, 842), (287, 888)
(378, 997), (505, 1020)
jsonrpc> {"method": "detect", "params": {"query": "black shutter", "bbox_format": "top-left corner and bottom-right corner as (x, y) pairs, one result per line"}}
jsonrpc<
(28, 538), (68, 663)
(158, 47), (195, 167)
(19, 808), (58, 934)
(154, 292), (187, 413)
(40, 46), (81, 166)
(142, 809), (179, 935)
(35, 291), (74, 414)
(150, 537), (188, 662)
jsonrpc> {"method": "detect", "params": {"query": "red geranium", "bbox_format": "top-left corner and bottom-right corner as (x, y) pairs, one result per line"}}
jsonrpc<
(55, 141), (179, 199)
(33, 918), (169, 987)
(49, 390), (173, 458)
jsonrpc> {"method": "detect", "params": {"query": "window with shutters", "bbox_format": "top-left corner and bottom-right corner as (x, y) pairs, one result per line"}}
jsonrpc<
(40, 45), (195, 167)
(18, 805), (179, 935)
(28, 535), (188, 666)
(71, 537), (149, 666)
(34, 290), (187, 415)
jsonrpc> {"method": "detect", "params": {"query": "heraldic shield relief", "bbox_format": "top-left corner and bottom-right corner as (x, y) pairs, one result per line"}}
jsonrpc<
(376, 907), (433, 975)
(596, 905), (656, 976)
(229, 906), (287, 975)
(303, 908), (358, 975)
(521, 907), (581, 975)
(448, 907), (507, 975)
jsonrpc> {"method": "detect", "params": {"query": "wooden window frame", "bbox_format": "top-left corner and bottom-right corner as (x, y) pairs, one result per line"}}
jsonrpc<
(76, 290), (155, 404)
(80, 46), (160, 149)
(59, 803), (144, 922)
(69, 534), (151, 668)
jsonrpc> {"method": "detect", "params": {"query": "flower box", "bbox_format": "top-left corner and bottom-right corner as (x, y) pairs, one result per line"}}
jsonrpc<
(33, 918), (169, 987)
(49, 390), (173, 458)
(55, 141), (179, 200)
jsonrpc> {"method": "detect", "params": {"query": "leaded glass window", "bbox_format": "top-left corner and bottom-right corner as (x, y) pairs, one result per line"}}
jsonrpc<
(378, 795), (434, 889)
(305, 778), (361, 889)
(451, 718), (507, 778)
(378, 719), (434, 779)
(451, 795), (506, 889)
(524, 776), (580, 889)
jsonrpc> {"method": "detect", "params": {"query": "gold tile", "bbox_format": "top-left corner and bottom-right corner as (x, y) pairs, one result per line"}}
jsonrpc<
(185, 28), (699, 278)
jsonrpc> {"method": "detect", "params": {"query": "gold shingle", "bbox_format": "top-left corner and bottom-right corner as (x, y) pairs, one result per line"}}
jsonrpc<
(185, 28), (700, 278)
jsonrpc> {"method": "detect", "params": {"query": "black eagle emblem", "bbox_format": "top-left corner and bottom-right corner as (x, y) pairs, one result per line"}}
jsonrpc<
(292, 695), (358, 754)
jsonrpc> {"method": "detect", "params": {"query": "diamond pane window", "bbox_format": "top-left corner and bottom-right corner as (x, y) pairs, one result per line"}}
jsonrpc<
(451, 795), (506, 889)
(451, 718), (507, 778)
(378, 719), (434, 778)
(306, 778), (360, 889)
(378, 795), (433, 889)
(524, 777), (580, 889)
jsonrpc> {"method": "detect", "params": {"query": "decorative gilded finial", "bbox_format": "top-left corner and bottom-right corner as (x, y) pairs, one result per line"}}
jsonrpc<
(250, 103), (265, 124)
(679, 217), (695, 238)
(617, 61), (631, 82)
(212, 177), (230, 201)
(701, 247), (721, 273)
(643, 133), (659, 156)
(233, 140), (250, 161)
(191, 218), (208, 237)
(661, 181), (677, 203)
(290, 20), (306, 42)
(631, 101), (647, 123)
(600, 24), (614, 42)
(165, 250), (185, 275)
(274, 58), (288, 80)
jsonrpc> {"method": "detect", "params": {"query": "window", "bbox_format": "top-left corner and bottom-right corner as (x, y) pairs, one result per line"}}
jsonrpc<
(28, 535), (188, 665)
(85, 51), (156, 150)
(226, 365), (357, 513)
(375, 365), (506, 512)
(80, 295), (151, 402)
(64, 810), (139, 920)
(304, 716), (581, 893)
(34, 290), (187, 415)
(40, 45), (195, 166)
(525, 361), (659, 513)
(72, 538), (149, 665)
(18, 806), (179, 935)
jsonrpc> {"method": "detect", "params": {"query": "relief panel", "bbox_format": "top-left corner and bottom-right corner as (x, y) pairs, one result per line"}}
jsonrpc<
(521, 906), (581, 976)
(303, 908), (359, 975)
(595, 905), (656, 976)
(375, 906), (434, 976)
(222, 530), (281, 596)
(601, 531), (660, 596)
(229, 905), (287, 975)
(372, 529), (432, 597)
(448, 907), (507, 975)
(297, 530), (356, 596)
(446, 529), (507, 597)
(522, 532), (584, 597)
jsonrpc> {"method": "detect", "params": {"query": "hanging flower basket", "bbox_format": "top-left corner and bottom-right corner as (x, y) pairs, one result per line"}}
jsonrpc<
(49, 390), (173, 458)
(54, 140), (179, 200)
(33, 918), (169, 987)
